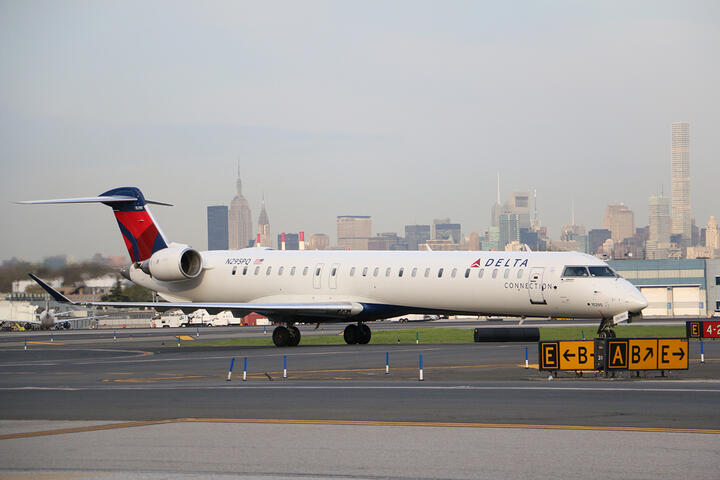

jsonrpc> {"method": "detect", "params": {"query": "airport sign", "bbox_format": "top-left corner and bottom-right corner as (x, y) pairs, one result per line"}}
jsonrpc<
(539, 341), (595, 370)
(606, 338), (688, 371)
(685, 320), (720, 339)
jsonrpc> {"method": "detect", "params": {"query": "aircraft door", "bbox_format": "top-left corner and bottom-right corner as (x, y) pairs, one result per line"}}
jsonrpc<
(313, 263), (324, 289)
(329, 263), (340, 289)
(528, 267), (547, 305)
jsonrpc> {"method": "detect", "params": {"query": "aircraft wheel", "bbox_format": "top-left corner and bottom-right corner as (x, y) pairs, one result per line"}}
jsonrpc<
(272, 326), (290, 347)
(358, 324), (371, 344)
(344, 324), (360, 344)
(288, 326), (301, 346)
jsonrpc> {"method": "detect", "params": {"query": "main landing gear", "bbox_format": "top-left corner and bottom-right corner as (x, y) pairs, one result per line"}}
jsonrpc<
(272, 325), (301, 347)
(344, 323), (371, 345)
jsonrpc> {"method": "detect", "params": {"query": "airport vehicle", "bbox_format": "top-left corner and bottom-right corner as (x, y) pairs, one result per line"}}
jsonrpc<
(21, 187), (647, 346)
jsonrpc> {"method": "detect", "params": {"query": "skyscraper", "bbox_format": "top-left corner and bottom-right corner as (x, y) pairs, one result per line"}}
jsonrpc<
(602, 203), (635, 243)
(337, 216), (372, 250)
(207, 205), (229, 250)
(405, 225), (431, 251)
(228, 168), (253, 249)
(257, 198), (271, 247)
(671, 122), (691, 241)
(646, 195), (671, 259)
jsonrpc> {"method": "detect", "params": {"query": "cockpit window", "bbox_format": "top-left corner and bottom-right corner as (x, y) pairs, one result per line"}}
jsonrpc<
(589, 266), (616, 277)
(562, 266), (589, 277)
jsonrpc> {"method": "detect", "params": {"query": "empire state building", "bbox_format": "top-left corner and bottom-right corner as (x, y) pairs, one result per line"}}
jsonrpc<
(228, 169), (253, 249)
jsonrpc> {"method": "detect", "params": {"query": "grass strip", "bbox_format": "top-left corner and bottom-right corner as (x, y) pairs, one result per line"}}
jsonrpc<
(197, 325), (686, 347)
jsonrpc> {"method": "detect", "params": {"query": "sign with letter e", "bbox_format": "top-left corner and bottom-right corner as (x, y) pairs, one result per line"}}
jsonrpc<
(607, 340), (629, 369)
(658, 339), (688, 370)
(539, 342), (559, 370)
(686, 321), (701, 338)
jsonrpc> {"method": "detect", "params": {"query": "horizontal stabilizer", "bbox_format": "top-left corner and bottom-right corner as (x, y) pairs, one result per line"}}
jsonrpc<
(16, 196), (173, 206)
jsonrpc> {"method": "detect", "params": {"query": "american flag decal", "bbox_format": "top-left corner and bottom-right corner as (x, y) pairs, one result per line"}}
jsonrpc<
(254, 258), (264, 265)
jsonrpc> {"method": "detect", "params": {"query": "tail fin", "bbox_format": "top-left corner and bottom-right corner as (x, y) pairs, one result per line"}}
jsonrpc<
(17, 187), (172, 263)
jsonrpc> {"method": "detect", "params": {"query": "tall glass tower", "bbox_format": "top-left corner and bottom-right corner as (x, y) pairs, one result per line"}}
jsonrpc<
(671, 122), (690, 241)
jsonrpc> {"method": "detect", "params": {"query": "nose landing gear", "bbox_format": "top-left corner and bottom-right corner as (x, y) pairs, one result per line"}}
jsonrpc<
(344, 323), (371, 344)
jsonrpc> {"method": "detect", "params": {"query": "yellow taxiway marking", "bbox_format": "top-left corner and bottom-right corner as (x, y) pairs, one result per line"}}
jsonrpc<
(26, 341), (65, 345)
(0, 419), (175, 440)
(103, 375), (208, 383)
(176, 335), (196, 341)
(1, 417), (718, 440)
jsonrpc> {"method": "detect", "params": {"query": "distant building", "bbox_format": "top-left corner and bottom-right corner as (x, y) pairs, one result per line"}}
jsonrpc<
(405, 225), (430, 251)
(603, 203), (635, 243)
(486, 226), (500, 251)
(337, 216), (372, 250)
(498, 213), (521, 249)
(647, 195), (671, 259)
(309, 233), (330, 250)
(519, 229), (539, 251)
(671, 122), (691, 242)
(228, 169), (253, 249)
(707, 216), (720, 250)
(277, 233), (299, 250)
(432, 218), (461, 243)
(369, 233), (407, 251)
(207, 205), (229, 250)
(257, 199), (271, 247)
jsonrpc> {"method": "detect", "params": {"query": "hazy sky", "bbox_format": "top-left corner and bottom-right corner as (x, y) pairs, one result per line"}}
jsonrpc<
(1, 1), (718, 262)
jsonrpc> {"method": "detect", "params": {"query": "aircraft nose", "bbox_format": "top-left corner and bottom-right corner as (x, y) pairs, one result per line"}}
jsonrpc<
(625, 285), (648, 313)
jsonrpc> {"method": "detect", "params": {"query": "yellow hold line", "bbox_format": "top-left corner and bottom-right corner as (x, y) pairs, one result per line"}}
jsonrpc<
(2, 417), (717, 440)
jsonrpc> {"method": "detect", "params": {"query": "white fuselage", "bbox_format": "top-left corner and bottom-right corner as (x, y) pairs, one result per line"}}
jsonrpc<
(128, 248), (647, 321)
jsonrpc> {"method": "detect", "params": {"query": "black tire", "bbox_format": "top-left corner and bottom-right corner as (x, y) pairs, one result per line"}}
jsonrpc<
(344, 324), (359, 344)
(358, 324), (371, 344)
(288, 326), (301, 347)
(272, 326), (290, 347)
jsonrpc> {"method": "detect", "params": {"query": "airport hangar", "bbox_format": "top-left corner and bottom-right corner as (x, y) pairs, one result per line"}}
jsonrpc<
(608, 258), (720, 317)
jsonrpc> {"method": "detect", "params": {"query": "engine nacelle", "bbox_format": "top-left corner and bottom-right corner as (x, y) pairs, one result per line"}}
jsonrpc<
(140, 247), (203, 282)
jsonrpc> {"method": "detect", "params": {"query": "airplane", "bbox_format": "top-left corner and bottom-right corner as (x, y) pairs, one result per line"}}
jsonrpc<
(12, 304), (105, 331)
(19, 187), (648, 347)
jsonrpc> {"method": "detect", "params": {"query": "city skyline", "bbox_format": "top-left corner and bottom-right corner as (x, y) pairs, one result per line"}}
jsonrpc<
(1, 2), (718, 261)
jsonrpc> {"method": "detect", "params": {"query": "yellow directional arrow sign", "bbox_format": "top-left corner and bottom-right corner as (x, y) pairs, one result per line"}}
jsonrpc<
(658, 339), (688, 370)
(558, 341), (595, 370)
(628, 339), (657, 370)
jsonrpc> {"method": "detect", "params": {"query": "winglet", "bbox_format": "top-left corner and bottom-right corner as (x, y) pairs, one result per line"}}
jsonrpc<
(28, 274), (74, 304)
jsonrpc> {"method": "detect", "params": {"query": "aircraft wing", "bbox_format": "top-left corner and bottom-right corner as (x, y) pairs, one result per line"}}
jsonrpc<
(28, 274), (363, 319)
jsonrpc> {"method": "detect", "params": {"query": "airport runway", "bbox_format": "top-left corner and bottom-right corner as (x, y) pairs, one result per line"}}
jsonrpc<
(1, 328), (719, 478)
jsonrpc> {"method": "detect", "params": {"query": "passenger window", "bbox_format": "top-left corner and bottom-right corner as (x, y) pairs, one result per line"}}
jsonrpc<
(315, 267), (321, 276)
(278, 266), (284, 276)
(504, 269), (510, 279)
(303, 266), (309, 276)
(424, 268), (430, 278)
(232, 266), (237, 276)
(385, 267), (391, 277)
(517, 269), (524, 279)
(254, 266), (260, 275)
(243, 266), (248, 275)
(290, 266), (296, 276)
(373, 267), (379, 277)
(331, 267), (337, 276)
(350, 267), (356, 277)
(451, 268), (457, 278)
(362, 267), (368, 277)
(412, 267), (417, 277)
(266, 266), (272, 275)
(399, 267), (404, 277)
(438, 268), (444, 278)
(492, 268), (498, 279)
(563, 266), (589, 277)
(478, 268), (484, 279)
